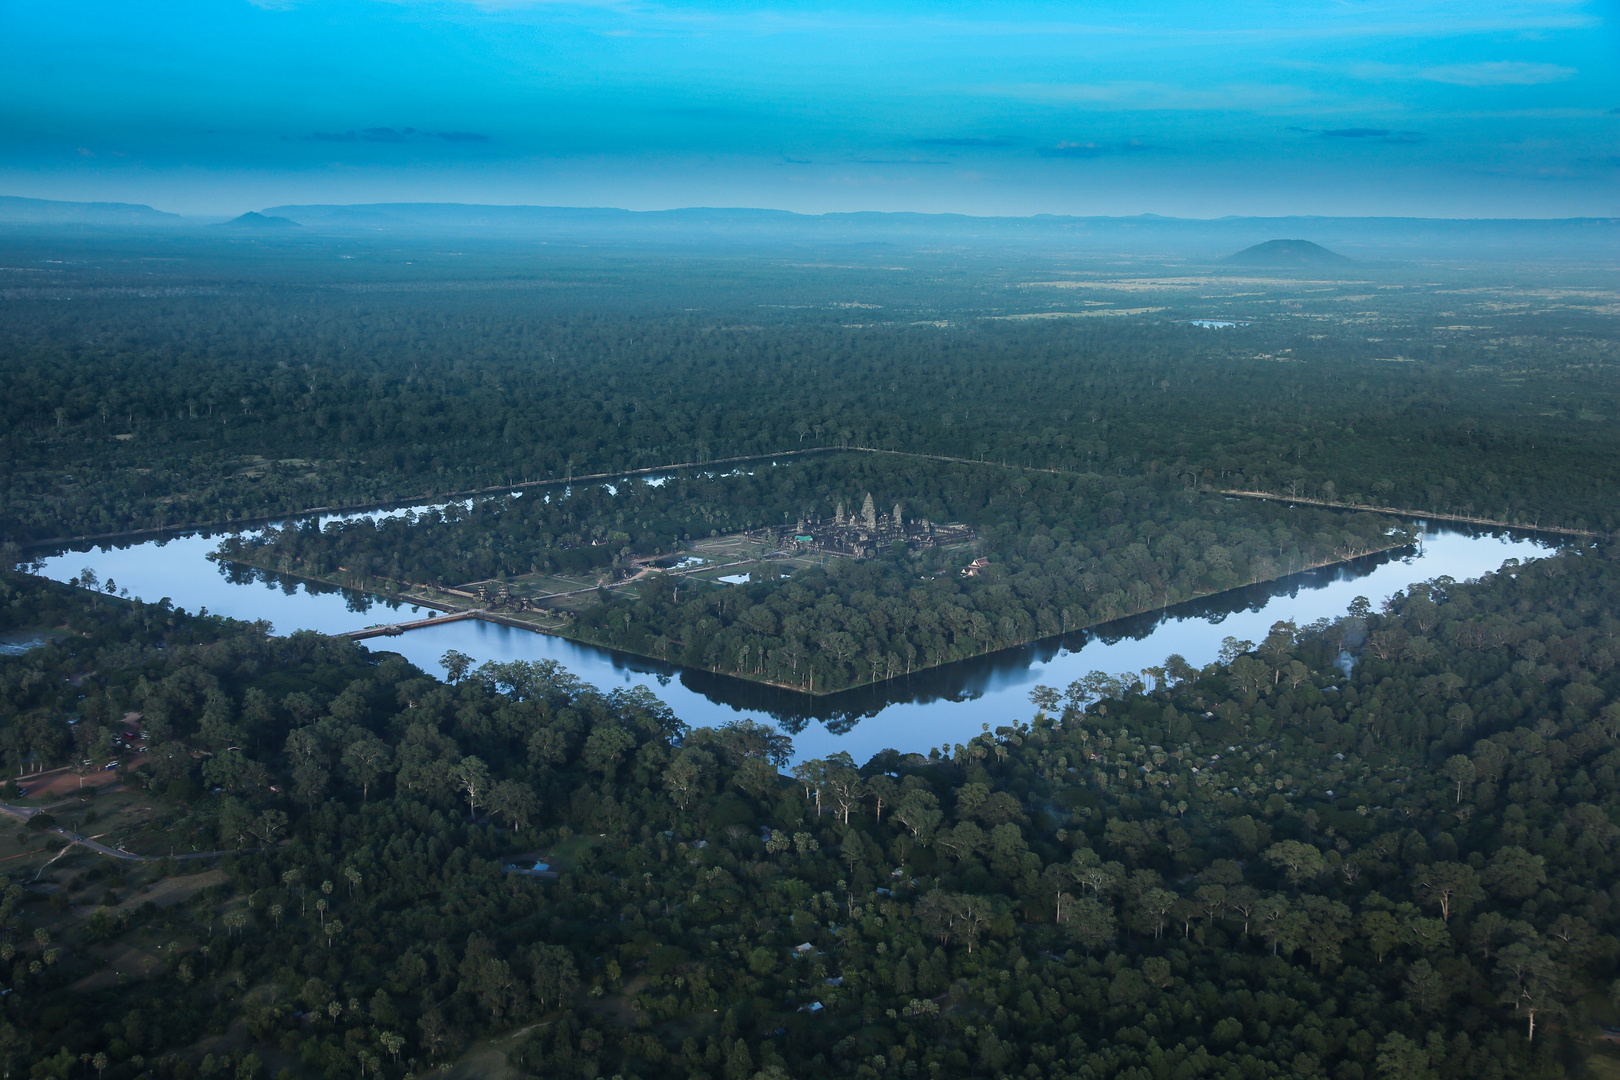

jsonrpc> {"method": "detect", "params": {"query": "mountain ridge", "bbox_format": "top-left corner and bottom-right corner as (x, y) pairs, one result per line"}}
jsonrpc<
(0, 195), (180, 225)
(0, 194), (1615, 258)
(1226, 238), (1352, 266)
(212, 211), (301, 229)
(261, 201), (1619, 229)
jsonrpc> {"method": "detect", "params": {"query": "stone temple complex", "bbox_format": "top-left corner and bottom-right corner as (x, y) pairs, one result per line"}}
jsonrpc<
(776, 493), (974, 558)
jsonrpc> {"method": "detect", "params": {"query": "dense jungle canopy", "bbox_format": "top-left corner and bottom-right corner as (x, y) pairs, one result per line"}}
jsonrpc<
(1, 241), (1618, 543)
(6, 232), (1620, 1080)
(6, 538), (1620, 1078)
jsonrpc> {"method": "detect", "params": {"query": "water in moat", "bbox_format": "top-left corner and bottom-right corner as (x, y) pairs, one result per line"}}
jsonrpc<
(27, 514), (1558, 762)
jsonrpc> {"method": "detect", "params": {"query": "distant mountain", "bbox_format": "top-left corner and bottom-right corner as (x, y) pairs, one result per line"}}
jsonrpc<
(254, 204), (1619, 261)
(5, 195), (1616, 261)
(1226, 239), (1351, 266)
(261, 203), (802, 234)
(0, 195), (180, 226)
(213, 211), (301, 229)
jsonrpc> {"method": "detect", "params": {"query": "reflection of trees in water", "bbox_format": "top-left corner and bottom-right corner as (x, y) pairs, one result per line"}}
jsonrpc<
(676, 539), (1430, 735)
(188, 521), (1550, 739)
(214, 560), (405, 616)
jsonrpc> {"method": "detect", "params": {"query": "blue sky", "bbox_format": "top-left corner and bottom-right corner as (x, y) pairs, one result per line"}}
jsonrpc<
(2, 0), (1616, 216)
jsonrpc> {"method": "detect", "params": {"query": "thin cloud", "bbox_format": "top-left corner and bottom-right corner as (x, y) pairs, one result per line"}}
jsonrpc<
(441, 0), (634, 9)
(913, 137), (1016, 148)
(1040, 139), (1153, 158)
(1043, 142), (1105, 158)
(1317, 128), (1426, 144)
(985, 81), (1315, 111)
(1421, 62), (1575, 87)
(428, 1), (1598, 46)
(302, 128), (491, 143)
(1294, 60), (1577, 87)
(658, 106), (757, 120)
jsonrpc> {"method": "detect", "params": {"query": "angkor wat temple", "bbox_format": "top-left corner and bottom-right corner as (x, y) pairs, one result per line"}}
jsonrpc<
(776, 493), (974, 558)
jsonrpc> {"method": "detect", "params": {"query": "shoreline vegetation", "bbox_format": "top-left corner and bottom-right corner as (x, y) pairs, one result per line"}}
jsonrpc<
(21, 445), (1604, 554)
(203, 451), (1419, 697)
(212, 532), (1416, 696)
(16, 446), (851, 552)
(565, 537), (1418, 697)
(1220, 490), (1603, 539)
(10, 537), (1620, 1079)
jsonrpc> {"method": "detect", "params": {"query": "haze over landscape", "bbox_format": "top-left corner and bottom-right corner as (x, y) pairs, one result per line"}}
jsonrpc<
(3, 4), (1620, 1080)
(3, 0), (1617, 217)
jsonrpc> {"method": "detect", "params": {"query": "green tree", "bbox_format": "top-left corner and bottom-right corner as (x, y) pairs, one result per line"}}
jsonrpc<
(1264, 840), (1326, 886)
(1413, 862), (1483, 923)
(1375, 1033), (1435, 1080)
(487, 779), (539, 831)
(455, 755), (491, 818)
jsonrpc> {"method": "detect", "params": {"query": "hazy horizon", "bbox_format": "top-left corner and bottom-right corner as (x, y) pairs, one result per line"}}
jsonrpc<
(4, 0), (1616, 219)
(8, 193), (1620, 224)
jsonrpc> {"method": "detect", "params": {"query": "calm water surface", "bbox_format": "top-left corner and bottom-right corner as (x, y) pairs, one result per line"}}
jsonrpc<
(31, 519), (1557, 762)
